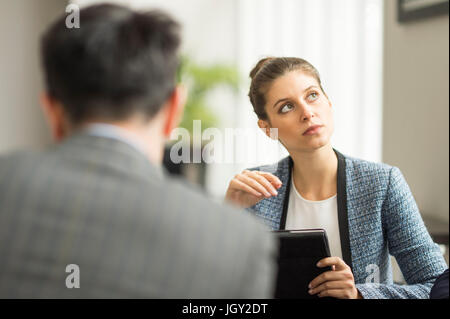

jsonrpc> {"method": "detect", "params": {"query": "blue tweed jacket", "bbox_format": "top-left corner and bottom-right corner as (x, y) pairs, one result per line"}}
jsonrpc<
(246, 149), (447, 299)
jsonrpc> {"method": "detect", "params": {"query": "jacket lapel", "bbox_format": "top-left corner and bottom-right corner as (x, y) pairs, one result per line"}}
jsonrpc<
(279, 157), (293, 230)
(254, 157), (291, 229)
(334, 149), (353, 271)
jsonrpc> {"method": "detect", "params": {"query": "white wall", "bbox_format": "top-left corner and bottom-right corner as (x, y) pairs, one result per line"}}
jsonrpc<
(383, 0), (449, 222)
(0, 0), (67, 154)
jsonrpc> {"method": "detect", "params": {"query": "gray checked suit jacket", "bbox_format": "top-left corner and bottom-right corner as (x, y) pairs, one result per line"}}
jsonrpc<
(0, 132), (276, 298)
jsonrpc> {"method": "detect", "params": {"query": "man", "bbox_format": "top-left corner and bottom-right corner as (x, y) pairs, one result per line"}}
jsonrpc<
(0, 4), (276, 298)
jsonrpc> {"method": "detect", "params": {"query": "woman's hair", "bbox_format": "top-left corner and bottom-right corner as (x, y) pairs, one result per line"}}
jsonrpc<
(248, 57), (326, 120)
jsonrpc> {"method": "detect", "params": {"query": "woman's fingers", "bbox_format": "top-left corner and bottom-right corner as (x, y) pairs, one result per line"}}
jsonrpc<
(308, 278), (354, 295)
(229, 179), (264, 197)
(242, 170), (279, 196)
(236, 173), (274, 197)
(227, 170), (282, 203)
(255, 171), (282, 188)
(309, 270), (350, 290)
(316, 257), (348, 271)
(317, 289), (352, 299)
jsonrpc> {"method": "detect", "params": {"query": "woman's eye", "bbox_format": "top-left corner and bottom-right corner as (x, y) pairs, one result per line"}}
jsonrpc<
(307, 92), (319, 101)
(280, 103), (294, 113)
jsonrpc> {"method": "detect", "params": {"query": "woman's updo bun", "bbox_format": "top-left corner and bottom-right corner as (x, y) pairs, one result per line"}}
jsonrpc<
(249, 57), (275, 80)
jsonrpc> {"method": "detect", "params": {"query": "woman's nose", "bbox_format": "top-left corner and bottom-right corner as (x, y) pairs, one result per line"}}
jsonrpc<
(300, 105), (314, 121)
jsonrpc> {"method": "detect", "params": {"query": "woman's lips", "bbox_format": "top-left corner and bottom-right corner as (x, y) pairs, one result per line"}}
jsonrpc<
(302, 125), (323, 136)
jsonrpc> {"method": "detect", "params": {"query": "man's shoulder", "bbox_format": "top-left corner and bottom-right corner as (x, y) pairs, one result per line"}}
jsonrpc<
(0, 150), (46, 175)
(163, 175), (272, 234)
(0, 146), (271, 239)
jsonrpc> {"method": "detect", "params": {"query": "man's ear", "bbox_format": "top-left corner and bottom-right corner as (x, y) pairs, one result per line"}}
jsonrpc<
(258, 119), (277, 140)
(39, 93), (68, 141)
(163, 85), (187, 137)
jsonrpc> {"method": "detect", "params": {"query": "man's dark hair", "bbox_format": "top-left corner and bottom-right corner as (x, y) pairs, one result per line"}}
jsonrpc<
(41, 4), (181, 124)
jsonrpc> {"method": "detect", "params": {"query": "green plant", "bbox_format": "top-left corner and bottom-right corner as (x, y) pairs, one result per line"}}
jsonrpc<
(177, 56), (240, 136)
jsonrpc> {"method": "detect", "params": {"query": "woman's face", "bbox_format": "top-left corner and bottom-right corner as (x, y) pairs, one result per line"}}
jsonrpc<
(259, 70), (334, 153)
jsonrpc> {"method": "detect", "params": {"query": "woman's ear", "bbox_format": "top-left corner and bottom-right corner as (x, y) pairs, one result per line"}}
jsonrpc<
(258, 119), (277, 140)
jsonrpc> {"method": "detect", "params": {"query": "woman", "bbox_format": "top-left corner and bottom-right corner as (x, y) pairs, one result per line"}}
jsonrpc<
(225, 57), (447, 299)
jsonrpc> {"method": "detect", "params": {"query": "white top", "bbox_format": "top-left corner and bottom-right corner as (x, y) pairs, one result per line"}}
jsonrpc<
(285, 175), (343, 259)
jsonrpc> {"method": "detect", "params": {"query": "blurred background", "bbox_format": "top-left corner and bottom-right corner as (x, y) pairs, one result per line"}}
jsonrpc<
(0, 0), (448, 281)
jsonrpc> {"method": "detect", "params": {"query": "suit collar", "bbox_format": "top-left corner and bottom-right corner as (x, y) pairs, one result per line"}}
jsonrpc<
(83, 123), (148, 156)
(54, 131), (165, 181)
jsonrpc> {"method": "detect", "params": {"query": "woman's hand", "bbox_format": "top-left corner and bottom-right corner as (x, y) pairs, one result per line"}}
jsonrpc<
(308, 257), (363, 299)
(225, 170), (282, 208)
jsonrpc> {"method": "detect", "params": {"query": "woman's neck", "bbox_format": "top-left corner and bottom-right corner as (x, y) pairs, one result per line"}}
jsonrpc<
(290, 144), (338, 201)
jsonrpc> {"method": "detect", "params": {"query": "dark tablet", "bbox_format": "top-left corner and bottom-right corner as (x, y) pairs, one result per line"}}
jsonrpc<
(272, 228), (332, 299)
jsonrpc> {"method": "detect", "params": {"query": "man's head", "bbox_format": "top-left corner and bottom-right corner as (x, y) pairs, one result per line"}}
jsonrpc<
(40, 4), (185, 156)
